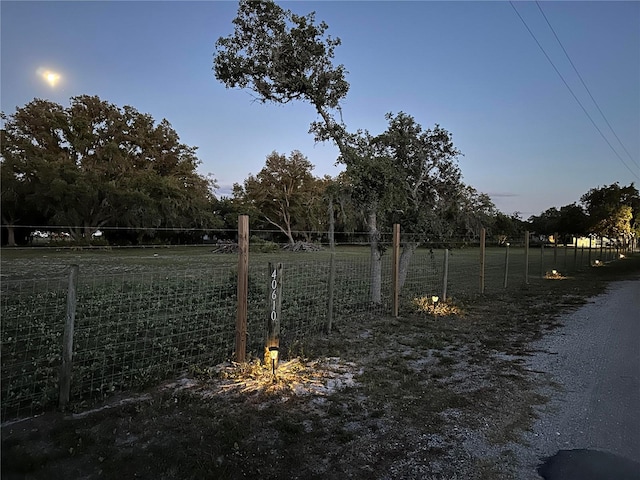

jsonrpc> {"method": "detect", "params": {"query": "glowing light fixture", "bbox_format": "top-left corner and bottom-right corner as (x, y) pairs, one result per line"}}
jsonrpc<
(268, 346), (279, 376)
(551, 270), (557, 276)
(431, 295), (439, 305)
(269, 346), (279, 361)
(620, 254), (625, 259)
(594, 260), (601, 265)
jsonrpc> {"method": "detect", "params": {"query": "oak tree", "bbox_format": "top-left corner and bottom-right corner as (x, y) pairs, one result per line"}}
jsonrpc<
(214, 2), (466, 301)
(1, 96), (218, 244)
(233, 150), (324, 244)
(580, 182), (638, 241)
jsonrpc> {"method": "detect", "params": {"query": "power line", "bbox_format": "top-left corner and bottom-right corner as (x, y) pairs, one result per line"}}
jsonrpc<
(535, 1), (639, 169)
(509, 1), (640, 181)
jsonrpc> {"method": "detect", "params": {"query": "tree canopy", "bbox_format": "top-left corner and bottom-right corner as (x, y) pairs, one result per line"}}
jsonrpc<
(232, 150), (326, 244)
(580, 182), (638, 239)
(214, 0), (349, 147)
(214, 1), (473, 301)
(1, 95), (219, 245)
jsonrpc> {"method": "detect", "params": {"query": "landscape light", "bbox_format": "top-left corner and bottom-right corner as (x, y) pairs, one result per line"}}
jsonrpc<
(595, 260), (600, 265)
(431, 296), (439, 305)
(268, 346), (279, 376)
(269, 347), (279, 361)
(620, 254), (625, 259)
(551, 270), (557, 276)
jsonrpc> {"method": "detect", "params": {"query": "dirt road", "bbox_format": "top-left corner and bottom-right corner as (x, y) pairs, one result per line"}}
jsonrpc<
(516, 279), (640, 479)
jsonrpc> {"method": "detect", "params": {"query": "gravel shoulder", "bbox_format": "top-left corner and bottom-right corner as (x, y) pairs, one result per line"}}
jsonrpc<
(513, 279), (640, 478)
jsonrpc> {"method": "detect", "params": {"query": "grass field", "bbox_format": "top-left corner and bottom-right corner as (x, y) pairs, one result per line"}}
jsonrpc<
(1, 243), (638, 478)
(0, 242), (620, 421)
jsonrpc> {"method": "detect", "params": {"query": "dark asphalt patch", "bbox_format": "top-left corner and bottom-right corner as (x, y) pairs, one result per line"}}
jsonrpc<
(538, 449), (640, 480)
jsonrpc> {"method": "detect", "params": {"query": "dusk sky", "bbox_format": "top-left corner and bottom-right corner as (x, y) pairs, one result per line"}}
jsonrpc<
(2, 1), (639, 219)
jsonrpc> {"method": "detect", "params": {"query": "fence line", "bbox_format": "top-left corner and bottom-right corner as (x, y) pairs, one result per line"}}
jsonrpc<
(1, 229), (636, 421)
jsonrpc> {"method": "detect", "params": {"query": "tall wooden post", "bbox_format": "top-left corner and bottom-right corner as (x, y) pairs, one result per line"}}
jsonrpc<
(235, 215), (249, 363)
(391, 224), (400, 317)
(59, 264), (79, 409)
(326, 196), (336, 333)
(479, 228), (486, 294)
(553, 232), (558, 269)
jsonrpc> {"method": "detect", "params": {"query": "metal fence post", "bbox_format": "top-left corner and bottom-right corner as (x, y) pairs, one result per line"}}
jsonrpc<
(392, 224), (400, 317)
(503, 243), (510, 289)
(442, 249), (449, 301)
(524, 231), (530, 285)
(326, 252), (336, 333)
(479, 228), (486, 294)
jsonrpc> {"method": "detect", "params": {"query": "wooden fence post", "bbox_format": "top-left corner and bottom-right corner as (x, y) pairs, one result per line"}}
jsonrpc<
(326, 197), (336, 333)
(524, 231), (530, 285)
(59, 264), (79, 410)
(503, 243), (510, 289)
(442, 249), (449, 301)
(326, 252), (336, 333)
(479, 228), (486, 294)
(392, 224), (400, 317)
(266, 262), (283, 373)
(235, 215), (249, 363)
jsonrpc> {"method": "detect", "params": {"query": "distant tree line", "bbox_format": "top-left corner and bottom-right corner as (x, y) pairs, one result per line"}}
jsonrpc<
(1, 93), (523, 249)
(4, 94), (635, 251)
(528, 182), (639, 243)
(2, 0), (637, 259)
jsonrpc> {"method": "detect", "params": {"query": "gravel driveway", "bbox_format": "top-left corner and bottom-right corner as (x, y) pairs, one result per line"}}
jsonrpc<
(515, 279), (640, 479)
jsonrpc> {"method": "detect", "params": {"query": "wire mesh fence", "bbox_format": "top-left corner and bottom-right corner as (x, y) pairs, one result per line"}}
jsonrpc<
(71, 267), (238, 406)
(1, 276), (69, 420)
(1, 232), (635, 421)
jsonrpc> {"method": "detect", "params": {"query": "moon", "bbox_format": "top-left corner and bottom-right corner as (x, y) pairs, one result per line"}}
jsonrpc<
(36, 67), (61, 87)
